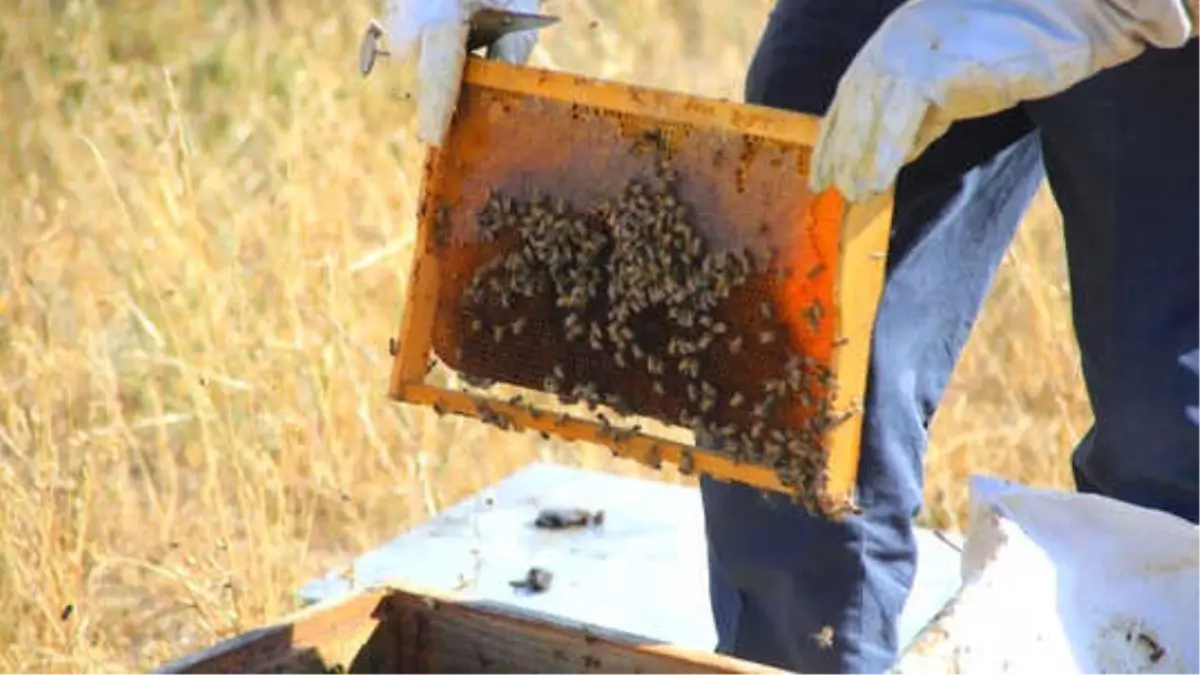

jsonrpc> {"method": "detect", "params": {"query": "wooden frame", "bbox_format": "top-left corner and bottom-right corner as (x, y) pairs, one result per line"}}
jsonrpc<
(156, 583), (791, 674)
(388, 57), (893, 515)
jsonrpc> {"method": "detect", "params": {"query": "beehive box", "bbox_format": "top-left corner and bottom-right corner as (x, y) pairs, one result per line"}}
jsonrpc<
(156, 583), (790, 674)
(389, 57), (893, 517)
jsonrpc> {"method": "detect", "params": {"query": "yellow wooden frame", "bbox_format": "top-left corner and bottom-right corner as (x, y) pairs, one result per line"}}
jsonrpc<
(388, 57), (892, 516)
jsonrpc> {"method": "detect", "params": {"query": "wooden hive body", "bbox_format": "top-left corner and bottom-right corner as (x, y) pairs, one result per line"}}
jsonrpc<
(389, 57), (893, 516)
(156, 583), (790, 674)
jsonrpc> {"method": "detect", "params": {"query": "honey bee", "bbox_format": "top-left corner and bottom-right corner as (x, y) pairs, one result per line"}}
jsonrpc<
(678, 450), (695, 476)
(811, 626), (835, 650)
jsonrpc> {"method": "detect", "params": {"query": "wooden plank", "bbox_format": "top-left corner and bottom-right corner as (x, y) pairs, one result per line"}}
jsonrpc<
(822, 193), (891, 508)
(393, 383), (784, 491)
(389, 145), (444, 390)
(369, 586), (789, 674)
(157, 582), (788, 674)
(155, 589), (394, 675)
(455, 57), (824, 147)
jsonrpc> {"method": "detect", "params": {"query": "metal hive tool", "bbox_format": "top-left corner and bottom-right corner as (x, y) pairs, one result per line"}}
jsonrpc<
(389, 57), (894, 518)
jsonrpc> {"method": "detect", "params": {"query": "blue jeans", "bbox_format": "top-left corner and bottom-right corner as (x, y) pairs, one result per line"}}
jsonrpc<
(699, 2), (1200, 673)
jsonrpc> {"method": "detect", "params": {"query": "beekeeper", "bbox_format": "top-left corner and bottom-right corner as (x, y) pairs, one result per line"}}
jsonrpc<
(369, 0), (1199, 672)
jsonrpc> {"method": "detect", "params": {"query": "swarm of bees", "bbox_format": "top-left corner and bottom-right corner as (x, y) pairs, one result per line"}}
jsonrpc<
(450, 161), (843, 509)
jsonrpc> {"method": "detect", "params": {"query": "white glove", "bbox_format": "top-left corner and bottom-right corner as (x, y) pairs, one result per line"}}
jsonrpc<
(809, 0), (1197, 202)
(371, 0), (542, 147)
(1181, 348), (1199, 425)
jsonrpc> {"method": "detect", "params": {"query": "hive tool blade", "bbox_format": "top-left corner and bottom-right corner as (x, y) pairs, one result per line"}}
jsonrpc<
(468, 7), (560, 58)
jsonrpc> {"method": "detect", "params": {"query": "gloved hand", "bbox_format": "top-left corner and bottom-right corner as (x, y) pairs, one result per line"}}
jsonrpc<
(1181, 348), (1199, 425)
(364, 0), (544, 147)
(809, 0), (1198, 202)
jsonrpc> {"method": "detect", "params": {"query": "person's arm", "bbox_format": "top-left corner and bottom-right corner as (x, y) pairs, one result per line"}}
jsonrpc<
(810, 0), (1197, 202)
(362, 1), (549, 147)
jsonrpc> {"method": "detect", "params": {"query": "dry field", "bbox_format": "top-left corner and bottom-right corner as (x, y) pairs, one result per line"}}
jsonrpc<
(0, 0), (1091, 671)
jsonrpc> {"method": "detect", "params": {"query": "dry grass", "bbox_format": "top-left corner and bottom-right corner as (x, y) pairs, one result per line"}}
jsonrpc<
(0, 0), (1090, 671)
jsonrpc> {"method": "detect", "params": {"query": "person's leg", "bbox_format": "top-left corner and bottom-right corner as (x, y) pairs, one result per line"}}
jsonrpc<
(698, 1), (1046, 672)
(1027, 40), (1199, 524)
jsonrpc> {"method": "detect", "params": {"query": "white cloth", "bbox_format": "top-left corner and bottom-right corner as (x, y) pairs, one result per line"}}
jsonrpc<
(809, 0), (1196, 202)
(380, 0), (541, 146)
(909, 475), (1199, 673)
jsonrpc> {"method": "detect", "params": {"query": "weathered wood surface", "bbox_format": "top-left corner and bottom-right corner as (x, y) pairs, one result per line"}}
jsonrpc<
(157, 583), (789, 674)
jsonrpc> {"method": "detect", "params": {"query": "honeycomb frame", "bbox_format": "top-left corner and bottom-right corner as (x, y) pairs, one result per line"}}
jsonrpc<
(387, 57), (893, 517)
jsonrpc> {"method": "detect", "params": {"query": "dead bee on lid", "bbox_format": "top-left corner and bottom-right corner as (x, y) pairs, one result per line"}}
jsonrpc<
(509, 567), (553, 594)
